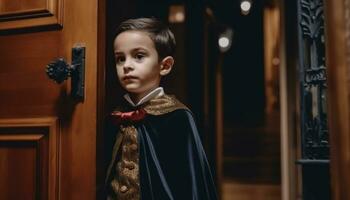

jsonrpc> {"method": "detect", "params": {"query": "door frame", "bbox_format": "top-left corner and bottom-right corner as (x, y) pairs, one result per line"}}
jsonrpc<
(324, 0), (350, 199)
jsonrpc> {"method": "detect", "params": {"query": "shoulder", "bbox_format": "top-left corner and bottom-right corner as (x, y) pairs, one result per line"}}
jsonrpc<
(167, 108), (194, 121)
(154, 108), (197, 133)
(143, 94), (189, 115)
(146, 108), (192, 122)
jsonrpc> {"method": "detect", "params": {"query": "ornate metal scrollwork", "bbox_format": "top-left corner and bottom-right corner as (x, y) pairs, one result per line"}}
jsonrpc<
(299, 0), (329, 160)
(297, 0), (331, 199)
(46, 58), (71, 84)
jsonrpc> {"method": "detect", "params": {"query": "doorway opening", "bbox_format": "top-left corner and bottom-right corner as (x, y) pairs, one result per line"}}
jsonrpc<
(105, 0), (282, 199)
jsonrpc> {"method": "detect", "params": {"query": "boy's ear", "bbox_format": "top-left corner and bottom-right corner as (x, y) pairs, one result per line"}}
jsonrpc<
(160, 56), (174, 76)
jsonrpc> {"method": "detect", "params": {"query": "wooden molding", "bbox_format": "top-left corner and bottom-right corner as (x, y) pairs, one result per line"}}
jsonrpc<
(0, 117), (59, 200)
(324, 0), (350, 199)
(0, 0), (63, 31)
(280, 0), (299, 199)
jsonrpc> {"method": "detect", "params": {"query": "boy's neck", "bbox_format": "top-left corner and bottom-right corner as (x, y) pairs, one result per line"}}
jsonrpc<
(129, 93), (147, 105)
(125, 87), (164, 107)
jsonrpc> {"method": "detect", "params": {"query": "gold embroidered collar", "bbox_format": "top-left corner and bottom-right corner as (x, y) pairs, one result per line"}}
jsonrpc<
(114, 94), (188, 116)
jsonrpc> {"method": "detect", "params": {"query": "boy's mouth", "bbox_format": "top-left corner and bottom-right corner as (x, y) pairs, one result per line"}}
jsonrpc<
(123, 75), (138, 80)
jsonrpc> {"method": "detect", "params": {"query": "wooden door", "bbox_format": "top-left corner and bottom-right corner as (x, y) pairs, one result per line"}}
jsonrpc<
(0, 0), (105, 199)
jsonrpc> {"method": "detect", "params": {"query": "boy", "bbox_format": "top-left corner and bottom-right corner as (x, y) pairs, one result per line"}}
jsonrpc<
(105, 17), (217, 200)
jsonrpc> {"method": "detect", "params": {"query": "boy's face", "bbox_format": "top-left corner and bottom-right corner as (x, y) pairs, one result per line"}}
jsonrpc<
(114, 30), (163, 96)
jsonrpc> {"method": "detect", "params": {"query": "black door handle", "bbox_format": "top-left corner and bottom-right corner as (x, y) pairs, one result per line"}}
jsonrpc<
(46, 46), (85, 101)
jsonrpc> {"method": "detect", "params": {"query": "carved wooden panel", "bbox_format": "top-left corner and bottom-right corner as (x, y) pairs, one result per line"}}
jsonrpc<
(0, 0), (63, 31)
(0, 118), (59, 200)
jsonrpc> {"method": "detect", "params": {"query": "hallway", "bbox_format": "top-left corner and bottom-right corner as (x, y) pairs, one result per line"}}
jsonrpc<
(223, 180), (281, 200)
(222, 110), (281, 199)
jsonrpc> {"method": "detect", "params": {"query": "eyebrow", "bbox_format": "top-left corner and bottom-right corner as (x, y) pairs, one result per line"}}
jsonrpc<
(114, 47), (148, 55)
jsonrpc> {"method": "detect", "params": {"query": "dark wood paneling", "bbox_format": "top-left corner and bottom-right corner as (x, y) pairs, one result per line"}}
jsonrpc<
(0, 118), (59, 200)
(0, 0), (63, 31)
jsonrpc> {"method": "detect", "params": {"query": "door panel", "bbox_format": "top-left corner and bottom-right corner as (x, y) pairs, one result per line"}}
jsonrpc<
(0, 0), (100, 199)
(0, 118), (58, 200)
(0, 32), (61, 117)
(0, 0), (63, 30)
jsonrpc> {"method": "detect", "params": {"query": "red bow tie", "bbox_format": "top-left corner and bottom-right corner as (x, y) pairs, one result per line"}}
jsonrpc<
(111, 108), (147, 124)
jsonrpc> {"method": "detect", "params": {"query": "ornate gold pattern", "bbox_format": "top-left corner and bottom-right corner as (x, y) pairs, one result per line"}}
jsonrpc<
(143, 94), (188, 115)
(109, 125), (140, 200)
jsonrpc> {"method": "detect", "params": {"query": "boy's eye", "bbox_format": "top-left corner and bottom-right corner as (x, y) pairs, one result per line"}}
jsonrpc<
(135, 53), (145, 61)
(115, 56), (125, 64)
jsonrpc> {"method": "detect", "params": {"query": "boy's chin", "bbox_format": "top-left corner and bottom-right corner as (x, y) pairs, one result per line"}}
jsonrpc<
(123, 86), (143, 94)
(122, 84), (140, 91)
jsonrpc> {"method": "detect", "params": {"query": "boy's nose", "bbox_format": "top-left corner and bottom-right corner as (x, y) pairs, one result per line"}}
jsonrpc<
(123, 59), (133, 70)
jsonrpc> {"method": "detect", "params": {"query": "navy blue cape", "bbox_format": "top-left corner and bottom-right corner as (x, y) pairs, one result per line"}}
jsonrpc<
(105, 108), (217, 200)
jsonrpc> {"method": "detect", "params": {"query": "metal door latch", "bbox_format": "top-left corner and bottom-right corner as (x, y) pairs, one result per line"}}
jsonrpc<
(46, 46), (85, 101)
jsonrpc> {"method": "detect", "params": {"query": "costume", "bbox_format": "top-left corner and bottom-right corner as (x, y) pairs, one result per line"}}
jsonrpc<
(105, 90), (217, 200)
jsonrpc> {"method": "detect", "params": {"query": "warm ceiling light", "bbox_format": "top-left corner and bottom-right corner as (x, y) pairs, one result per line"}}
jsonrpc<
(218, 37), (230, 48)
(169, 5), (185, 23)
(175, 12), (185, 22)
(240, 0), (252, 15)
(218, 28), (233, 53)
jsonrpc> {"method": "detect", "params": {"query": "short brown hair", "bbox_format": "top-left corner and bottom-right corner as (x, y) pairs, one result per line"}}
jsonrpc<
(114, 17), (176, 60)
